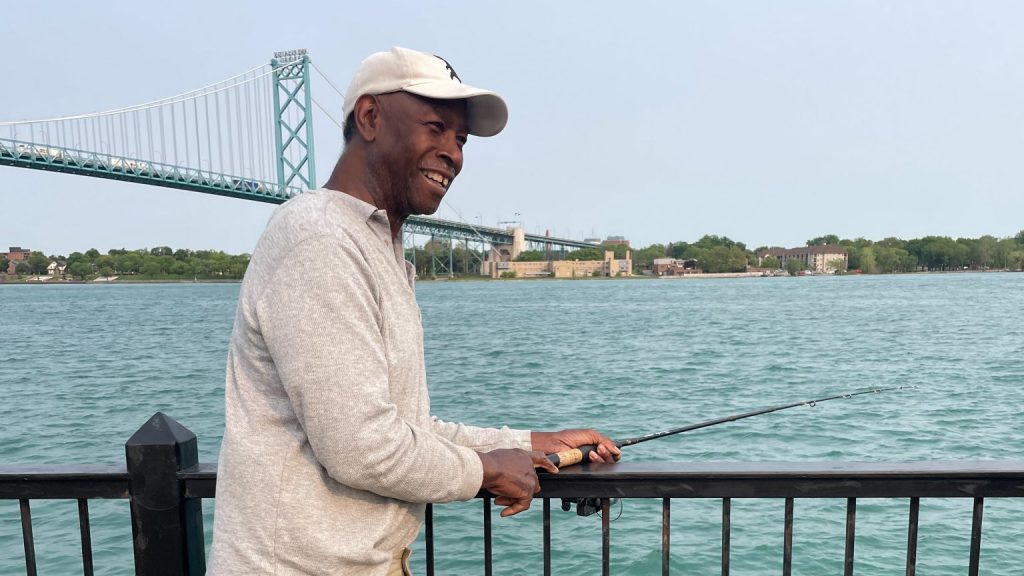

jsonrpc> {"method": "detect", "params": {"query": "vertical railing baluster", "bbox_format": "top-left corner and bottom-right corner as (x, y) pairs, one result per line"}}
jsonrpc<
(602, 498), (611, 576)
(968, 497), (984, 576)
(425, 503), (435, 576)
(783, 498), (794, 576)
(844, 498), (857, 576)
(722, 497), (731, 576)
(543, 498), (551, 576)
(662, 498), (671, 576)
(20, 499), (37, 576)
(78, 499), (94, 576)
(905, 497), (919, 576)
(483, 497), (493, 576)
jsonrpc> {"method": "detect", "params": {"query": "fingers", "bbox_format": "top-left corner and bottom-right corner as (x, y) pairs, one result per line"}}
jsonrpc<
(531, 451), (559, 475)
(594, 439), (622, 462)
(500, 499), (532, 517)
(494, 495), (532, 517)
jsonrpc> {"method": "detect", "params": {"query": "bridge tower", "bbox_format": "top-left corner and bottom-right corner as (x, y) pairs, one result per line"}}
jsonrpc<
(271, 49), (317, 192)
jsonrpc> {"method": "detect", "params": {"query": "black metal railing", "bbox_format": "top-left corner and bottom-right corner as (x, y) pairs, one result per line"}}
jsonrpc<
(3, 413), (1024, 575)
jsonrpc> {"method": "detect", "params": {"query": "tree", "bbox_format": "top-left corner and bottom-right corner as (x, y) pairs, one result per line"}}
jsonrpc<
(15, 262), (31, 275)
(0, 257), (8, 274)
(668, 242), (690, 259)
(565, 248), (603, 261)
(827, 257), (848, 273)
(859, 246), (877, 274)
(632, 243), (666, 272)
(27, 252), (49, 275)
(701, 245), (748, 273)
(84, 248), (100, 261)
(69, 261), (92, 280)
(785, 258), (806, 276)
(601, 243), (629, 259)
(98, 266), (115, 278)
(151, 246), (173, 257)
(761, 256), (781, 270)
(514, 250), (546, 262)
(807, 234), (840, 246)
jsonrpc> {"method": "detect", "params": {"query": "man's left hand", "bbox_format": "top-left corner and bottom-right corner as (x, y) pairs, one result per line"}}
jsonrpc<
(531, 429), (622, 464)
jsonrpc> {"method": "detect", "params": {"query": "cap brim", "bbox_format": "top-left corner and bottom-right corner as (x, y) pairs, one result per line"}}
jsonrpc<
(403, 82), (508, 137)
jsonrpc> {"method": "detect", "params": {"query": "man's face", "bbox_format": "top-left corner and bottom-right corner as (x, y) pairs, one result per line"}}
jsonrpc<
(373, 92), (469, 217)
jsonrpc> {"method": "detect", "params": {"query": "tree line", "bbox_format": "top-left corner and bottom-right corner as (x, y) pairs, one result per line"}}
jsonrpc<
(511, 230), (1024, 275)
(1, 247), (250, 281)
(5, 230), (1022, 281)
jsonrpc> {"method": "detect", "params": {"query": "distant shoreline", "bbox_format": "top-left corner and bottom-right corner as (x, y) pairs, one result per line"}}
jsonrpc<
(0, 277), (242, 285)
(1, 268), (1017, 286)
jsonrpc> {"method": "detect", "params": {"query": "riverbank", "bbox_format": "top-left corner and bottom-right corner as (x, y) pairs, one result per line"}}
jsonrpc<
(0, 276), (241, 284)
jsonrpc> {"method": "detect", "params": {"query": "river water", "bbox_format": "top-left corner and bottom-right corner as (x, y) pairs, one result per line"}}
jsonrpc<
(1, 273), (1022, 575)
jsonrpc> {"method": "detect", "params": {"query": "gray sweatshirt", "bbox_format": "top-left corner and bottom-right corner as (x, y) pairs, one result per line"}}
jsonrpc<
(208, 189), (531, 575)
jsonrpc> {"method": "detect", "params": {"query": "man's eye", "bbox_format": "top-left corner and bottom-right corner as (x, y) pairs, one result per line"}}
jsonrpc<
(428, 121), (445, 132)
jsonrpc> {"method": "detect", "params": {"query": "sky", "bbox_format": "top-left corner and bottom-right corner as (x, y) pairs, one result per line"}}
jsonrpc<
(2, 1), (1023, 256)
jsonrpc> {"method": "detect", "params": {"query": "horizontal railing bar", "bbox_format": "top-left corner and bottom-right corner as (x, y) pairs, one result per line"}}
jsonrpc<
(8, 461), (1024, 502)
(179, 463), (218, 498)
(520, 461), (1024, 499)
(0, 465), (128, 500)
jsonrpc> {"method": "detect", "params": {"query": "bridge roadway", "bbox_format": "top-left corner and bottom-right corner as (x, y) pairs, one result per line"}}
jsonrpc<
(1, 138), (597, 251)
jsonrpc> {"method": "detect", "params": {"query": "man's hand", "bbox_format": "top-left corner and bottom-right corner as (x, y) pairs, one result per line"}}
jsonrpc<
(531, 429), (622, 464)
(478, 449), (558, 517)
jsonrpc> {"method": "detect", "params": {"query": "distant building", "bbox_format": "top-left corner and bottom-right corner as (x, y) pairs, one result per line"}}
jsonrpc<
(6, 247), (30, 262)
(759, 245), (848, 274)
(482, 250), (632, 279)
(653, 258), (701, 276)
(603, 236), (630, 247)
(47, 261), (67, 276)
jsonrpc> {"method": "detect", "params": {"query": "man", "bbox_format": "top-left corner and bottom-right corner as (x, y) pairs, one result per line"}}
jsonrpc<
(209, 47), (619, 575)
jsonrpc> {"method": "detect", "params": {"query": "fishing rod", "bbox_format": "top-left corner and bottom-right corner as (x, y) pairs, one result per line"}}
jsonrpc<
(548, 385), (912, 516)
(547, 385), (910, 468)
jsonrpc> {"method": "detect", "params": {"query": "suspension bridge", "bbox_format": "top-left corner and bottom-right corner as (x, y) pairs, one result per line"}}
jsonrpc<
(0, 49), (596, 275)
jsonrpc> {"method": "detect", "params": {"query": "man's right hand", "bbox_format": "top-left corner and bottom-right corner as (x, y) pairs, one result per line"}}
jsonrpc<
(478, 449), (558, 517)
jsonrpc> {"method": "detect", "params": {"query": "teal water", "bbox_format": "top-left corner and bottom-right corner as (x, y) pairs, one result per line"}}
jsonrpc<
(1, 274), (1023, 574)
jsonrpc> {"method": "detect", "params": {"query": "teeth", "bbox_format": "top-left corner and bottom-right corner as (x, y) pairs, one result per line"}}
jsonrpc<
(422, 170), (448, 188)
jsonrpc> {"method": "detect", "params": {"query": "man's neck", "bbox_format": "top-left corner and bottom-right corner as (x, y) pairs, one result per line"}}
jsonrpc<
(324, 152), (405, 239)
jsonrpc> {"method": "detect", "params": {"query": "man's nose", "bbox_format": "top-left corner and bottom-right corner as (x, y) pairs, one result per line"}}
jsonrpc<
(438, 132), (462, 173)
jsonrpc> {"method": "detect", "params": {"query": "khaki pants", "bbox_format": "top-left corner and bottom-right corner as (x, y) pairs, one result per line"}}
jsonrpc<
(387, 547), (412, 576)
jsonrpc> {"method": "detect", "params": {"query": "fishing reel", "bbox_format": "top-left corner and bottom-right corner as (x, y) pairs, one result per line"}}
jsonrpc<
(560, 497), (619, 517)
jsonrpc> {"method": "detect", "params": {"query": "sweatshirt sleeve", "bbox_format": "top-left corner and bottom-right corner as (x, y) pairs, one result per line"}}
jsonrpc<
(429, 417), (533, 452)
(255, 235), (483, 503)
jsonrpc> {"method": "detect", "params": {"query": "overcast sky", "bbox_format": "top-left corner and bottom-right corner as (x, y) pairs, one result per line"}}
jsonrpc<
(2, 1), (1023, 256)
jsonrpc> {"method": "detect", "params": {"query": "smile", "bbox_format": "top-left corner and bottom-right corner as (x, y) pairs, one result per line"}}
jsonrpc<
(420, 169), (451, 189)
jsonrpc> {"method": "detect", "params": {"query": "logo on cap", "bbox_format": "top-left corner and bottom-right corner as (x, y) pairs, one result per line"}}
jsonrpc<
(434, 55), (461, 83)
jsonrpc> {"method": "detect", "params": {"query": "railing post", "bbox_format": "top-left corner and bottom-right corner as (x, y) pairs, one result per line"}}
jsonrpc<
(125, 412), (205, 575)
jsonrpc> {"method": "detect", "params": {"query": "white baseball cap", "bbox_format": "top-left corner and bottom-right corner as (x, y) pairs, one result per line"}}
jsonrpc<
(342, 46), (508, 137)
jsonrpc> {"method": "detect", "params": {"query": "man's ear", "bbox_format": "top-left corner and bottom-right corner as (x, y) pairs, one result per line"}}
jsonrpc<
(354, 94), (381, 142)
